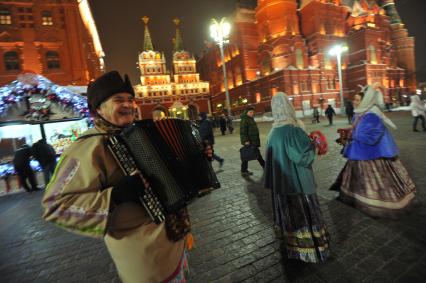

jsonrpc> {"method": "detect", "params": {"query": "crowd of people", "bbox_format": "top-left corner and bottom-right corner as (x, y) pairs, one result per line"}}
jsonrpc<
(35, 70), (422, 282)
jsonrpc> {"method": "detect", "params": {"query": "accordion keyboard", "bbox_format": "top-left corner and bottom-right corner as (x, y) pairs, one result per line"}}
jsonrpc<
(107, 136), (166, 223)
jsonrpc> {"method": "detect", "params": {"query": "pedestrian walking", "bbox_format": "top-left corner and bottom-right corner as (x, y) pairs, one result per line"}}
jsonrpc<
(325, 104), (336, 125)
(42, 71), (194, 283)
(264, 92), (330, 263)
(32, 139), (57, 186)
(226, 115), (234, 134)
(312, 107), (320, 124)
(199, 112), (224, 168)
(13, 144), (39, 192)
(410, 94), (426, 132)
(240, 106), (265, 176)
(219, 114), (227, 135)
(331, 85), (416, 218)
(346, 101), (354, 124)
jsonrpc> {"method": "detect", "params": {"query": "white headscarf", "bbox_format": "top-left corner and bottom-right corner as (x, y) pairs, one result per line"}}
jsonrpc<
(271, 92), (305, 130)
(355, 84), (397, 129)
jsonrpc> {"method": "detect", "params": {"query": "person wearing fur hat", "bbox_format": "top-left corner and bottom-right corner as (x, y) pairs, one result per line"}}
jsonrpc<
(42, 71), (190, 282)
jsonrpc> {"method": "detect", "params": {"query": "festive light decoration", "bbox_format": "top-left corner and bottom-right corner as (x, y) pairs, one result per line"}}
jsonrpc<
(0, 74), (89, 118)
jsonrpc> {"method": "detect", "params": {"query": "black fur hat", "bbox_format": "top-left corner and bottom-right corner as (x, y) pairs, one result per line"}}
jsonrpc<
(87, 71), (135, 111)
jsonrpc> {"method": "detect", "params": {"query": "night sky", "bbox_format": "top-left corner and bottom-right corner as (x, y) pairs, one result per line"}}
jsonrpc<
(89, 0), (426, 85)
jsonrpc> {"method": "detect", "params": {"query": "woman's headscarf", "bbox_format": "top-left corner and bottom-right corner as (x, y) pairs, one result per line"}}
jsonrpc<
(355, 84), (397, 129)
(271, 92), (305, 130)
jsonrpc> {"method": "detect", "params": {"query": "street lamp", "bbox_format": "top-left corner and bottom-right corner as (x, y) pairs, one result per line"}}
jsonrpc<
(210, 18), (232, 116)
(329, 44), (348, 114)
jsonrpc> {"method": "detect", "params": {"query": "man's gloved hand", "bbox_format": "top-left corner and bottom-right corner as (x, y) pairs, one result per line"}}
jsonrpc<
(111, 175), (144, 205)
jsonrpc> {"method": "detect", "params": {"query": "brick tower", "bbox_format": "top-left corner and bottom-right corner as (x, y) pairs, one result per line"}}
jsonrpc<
(382, 0), (416, 91)
(256, 0), (308, 74)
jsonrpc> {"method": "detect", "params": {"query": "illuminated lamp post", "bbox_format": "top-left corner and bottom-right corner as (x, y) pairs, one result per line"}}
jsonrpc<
(210, 18), (232, 116)
(329, 44), (348, 114)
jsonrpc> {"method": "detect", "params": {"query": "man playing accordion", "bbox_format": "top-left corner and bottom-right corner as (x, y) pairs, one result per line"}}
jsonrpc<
(42, 71), (198, 283)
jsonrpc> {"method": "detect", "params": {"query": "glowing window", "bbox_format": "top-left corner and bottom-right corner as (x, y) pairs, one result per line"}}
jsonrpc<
(296, 49), (304, 69)
(41, 11), (53, 26)
(0, 9), (12, 25)
(46, 51), (60, 69)
(369, 45), (377, 64)
(4, 51), (20, 71)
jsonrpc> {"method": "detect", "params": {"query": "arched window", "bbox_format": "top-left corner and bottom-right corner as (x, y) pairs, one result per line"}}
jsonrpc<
(0, 9), (12, 25)
(369, 45), (377, 64)
(41, 11), (53, 26)
(46, 51), (60, 69)
(4, 51), (20, 71)
(296, 48), (304, 69)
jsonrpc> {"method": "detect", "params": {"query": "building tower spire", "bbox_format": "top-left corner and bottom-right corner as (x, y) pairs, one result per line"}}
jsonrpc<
(351, 0), (366, 17)
(173, 18), (184, 52)
(381, 0), (402, 24)
(142, 16), (154, 51)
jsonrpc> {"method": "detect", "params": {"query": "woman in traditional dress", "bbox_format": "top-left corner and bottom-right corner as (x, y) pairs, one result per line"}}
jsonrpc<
(333, 84), (416, 218)
(264, 92), (330, 263)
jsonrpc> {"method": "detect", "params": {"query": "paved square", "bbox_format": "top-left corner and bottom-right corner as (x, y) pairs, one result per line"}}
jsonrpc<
(1, 112), (425, 283)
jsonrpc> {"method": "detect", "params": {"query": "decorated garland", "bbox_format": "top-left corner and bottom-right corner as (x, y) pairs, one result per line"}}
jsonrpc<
(0, 73), (89, 118)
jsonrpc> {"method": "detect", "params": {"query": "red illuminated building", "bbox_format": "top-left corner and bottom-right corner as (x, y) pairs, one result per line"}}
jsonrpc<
(197, 0), (416, 116)
(135, 17), (210, 120)
(0, 0), (104, 86)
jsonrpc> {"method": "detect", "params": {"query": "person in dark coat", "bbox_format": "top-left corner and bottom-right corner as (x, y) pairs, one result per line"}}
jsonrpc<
(199, 112), (224, 167)
(346, 101), (354, 124)
(239, 106), (265, 176)
(219, 114), (227, 135)
(13, 144), (39, 192)
(226, 115), (234, 134)
(312, 107), (320, 124)
(32, 139), (57, 185)
(325, 104), (336, 125)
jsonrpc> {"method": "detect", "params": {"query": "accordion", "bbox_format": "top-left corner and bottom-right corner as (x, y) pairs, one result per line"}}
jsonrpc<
(107, 118), (220, 224)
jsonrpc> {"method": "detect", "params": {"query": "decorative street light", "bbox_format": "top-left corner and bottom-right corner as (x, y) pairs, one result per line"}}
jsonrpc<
(329, 44), (348, 114)
(210, 18), (232, 116)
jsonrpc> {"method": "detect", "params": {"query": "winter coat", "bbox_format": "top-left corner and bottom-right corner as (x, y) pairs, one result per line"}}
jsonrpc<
(346, 103), (354, 116)
(325, 107), (336, 117)
(264, 124), (316, 195)
(219, 117), (227, 131)
(344, 112), (398, 160)
(227, 117), (234, 130)
(32, 141), (56, 167)
(42, 126), (184, 283)
(13, 145), (32, 169)
(240, 112), (261, 147)
(410, 95), (426, 117)
(199, 118), (215, 145)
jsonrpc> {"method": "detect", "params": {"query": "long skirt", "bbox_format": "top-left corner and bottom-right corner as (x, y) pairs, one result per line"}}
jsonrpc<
(332, 157), (416, 218)
(273, 193), (330, 263)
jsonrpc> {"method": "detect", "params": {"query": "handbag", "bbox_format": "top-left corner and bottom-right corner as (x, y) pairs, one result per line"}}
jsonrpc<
(240, 145), (259, 161)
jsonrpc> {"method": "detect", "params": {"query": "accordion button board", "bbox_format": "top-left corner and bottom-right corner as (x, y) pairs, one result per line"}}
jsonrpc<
(107, 136), (166, 223)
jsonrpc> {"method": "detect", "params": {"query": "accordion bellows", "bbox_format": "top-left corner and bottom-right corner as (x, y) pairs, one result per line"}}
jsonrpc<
(107, 118), (220, 223)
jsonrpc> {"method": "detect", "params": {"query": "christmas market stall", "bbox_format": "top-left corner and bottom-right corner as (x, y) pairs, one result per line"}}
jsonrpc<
(0, 74), (90, 194)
